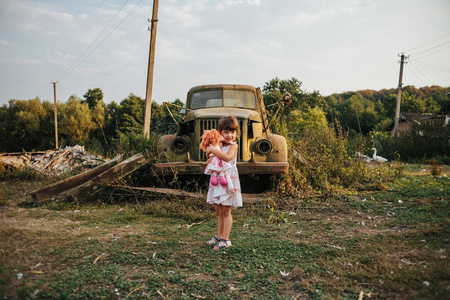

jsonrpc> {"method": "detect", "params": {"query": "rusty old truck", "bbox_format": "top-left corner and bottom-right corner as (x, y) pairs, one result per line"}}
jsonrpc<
(152, 84), (290, 189)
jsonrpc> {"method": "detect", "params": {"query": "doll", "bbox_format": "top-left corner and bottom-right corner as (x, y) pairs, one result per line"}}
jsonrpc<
(200, 129), (230, 186)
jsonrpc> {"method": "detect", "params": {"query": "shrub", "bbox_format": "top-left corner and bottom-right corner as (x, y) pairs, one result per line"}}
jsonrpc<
(279, 122), (386, 198)
(106, 131), (160, 158)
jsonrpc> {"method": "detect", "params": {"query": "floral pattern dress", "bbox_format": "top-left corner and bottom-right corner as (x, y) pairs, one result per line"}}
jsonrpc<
(206, 142), (242, 207)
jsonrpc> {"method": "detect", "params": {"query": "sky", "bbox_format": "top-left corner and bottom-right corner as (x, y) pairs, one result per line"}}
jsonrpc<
(0, 0), (449, 106)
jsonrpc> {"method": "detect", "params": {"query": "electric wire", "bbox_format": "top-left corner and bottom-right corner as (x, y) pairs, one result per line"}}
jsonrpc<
(407, 63), (434, 85)
(38, 83), (52, 100)
(406, 64), (428, 86)
(409, 40), (450, 57)
(56, 0), (143, 82)
(412, 44), (450, 61)
(403, 33), (450, 53)
(68, 19), (148, 101)
(410, 60), (450, 73)
(53, 0), (130, 82)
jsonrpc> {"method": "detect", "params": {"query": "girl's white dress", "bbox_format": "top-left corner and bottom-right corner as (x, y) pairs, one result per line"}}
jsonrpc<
(206, 142), (242, 207)
(204, 145), (231, 175)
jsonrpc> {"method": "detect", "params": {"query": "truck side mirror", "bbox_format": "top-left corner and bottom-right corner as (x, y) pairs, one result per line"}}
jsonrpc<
(282, 93), (292, 106)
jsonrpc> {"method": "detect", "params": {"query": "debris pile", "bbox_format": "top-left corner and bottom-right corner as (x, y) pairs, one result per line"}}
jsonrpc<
(0, 145), (107, 175)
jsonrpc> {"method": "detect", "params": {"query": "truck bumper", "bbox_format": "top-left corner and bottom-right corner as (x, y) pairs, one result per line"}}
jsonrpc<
(150, 161), (289, 175)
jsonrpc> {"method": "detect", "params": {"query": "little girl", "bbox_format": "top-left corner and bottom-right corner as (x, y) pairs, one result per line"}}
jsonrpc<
(204, 116), (242, 250)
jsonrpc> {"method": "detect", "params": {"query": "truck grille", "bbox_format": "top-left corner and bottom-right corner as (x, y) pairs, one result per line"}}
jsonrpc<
(198, 118), (245, 161)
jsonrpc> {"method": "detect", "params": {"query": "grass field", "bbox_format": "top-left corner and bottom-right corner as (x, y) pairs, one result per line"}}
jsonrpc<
(0, 164), (449, 299)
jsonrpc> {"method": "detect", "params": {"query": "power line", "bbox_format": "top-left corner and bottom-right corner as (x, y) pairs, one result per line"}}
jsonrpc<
(67, 20), (148, 100)
(54, 0), (130, 82)
(57, 0), (143, 82)
(403, 33), (450, 53)
(38, 83), (52, 100)
(412, 44), (450, 61)
(410, 60), (450, 73)
(406, 64), (428, 85)
(409, 40), (450, 57)
(407, 63), (434, 85)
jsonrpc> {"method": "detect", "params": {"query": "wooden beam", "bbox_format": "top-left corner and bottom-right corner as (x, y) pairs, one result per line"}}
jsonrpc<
(30, 155), (126, 204)
(62, 153), (150, 201)
(109, 185), (266, 203)
(111, 185), (204, 199)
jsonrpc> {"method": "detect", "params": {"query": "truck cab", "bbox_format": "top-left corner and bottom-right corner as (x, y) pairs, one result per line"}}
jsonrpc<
(152, 84), (289, 176)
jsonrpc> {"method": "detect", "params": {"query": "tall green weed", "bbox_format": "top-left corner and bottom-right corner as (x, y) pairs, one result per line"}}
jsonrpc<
(90, 131), (160, 159)
(279, 123), (388, 197)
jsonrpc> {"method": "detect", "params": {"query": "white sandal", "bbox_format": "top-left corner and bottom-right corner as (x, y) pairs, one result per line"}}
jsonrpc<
(213, 239), (232, 250)
(206, 236), (219, 245)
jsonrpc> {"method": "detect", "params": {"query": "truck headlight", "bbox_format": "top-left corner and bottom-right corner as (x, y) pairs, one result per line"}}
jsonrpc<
(171, 137), (189, 154)
(255, 139), (272, 155)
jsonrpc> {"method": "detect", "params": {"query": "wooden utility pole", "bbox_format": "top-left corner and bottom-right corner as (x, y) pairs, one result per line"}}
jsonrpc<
(143, 0), (159, 136)
(52, 81), (59, 148)
(393, 53), (407, 137)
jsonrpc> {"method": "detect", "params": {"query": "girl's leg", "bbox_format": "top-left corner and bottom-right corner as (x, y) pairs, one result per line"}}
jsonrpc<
(215, 204), (223, 239)
(213, 205), (233, 250)
(220, 205), (233, 241)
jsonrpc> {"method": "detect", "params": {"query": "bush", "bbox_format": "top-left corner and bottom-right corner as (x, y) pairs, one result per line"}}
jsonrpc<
(279, 122), (387, 198)
(106, 131), (160, 158)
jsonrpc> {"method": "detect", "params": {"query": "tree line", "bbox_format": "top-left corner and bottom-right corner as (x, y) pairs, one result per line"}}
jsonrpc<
(1, 79), (449, 157)
(0, 88), (183, 155)
(262, 78), (449, 136)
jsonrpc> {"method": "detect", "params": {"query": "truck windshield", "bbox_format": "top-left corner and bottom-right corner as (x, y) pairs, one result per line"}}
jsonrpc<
(190, 90), (256, 109)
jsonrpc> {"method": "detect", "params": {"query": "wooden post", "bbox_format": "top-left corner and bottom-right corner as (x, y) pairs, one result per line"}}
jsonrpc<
(52, 81), (59, 148)
(393, 54), (407, 137)
(143, 0), (159, 137)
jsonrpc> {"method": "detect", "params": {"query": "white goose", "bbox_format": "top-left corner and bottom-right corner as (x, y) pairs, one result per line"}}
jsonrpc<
(356, 152), (372, 162)
(371, 148), (388, 163)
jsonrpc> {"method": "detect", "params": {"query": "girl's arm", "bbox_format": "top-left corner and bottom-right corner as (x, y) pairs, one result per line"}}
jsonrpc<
(206, 144), (238, 162)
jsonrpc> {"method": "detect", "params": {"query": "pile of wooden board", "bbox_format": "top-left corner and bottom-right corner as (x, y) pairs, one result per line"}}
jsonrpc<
(0, 145), (106, 175)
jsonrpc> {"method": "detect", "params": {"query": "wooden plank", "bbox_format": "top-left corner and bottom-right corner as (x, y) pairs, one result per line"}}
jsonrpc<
(30, 155), (125, 203)
(109, 185), (266, 203)
(111, 185), (204, 199)
(62, 153), (150, 201)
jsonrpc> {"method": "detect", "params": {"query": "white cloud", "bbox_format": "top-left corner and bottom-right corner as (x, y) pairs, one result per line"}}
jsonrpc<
(0, 39), (19, 47)
(45, 50), (78, 65)
(161, 3), (203, 28)
(157, 37), (191, 61)
(11, 58), (43, 65)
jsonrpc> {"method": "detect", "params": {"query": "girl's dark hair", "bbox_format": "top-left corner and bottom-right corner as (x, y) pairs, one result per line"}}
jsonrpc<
(218, 116), (240, 137)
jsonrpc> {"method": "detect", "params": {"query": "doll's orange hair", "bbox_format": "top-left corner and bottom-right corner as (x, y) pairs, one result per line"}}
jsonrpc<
(200, 129), (221, 151)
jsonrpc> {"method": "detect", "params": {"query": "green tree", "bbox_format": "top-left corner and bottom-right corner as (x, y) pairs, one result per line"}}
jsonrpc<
(59, 95), (97, 145)
(262, 77), (325, 134)
(0, 98), (55, 151)
(286, 106), (328, 138)
(82, 88), (104, 109)
(116, 93), (145, 134)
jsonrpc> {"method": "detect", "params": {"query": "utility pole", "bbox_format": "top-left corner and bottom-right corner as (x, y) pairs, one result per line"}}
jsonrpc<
(52, 81), (59, 149)
(143, 0), (159, 137)
(393, 53), (408, 137)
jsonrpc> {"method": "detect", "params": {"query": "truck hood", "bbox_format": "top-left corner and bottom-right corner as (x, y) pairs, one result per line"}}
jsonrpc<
(184, 107), (262, 122)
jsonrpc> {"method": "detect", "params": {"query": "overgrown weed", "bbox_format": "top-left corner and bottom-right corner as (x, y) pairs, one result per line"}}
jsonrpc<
(278, 123), (396, 200)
